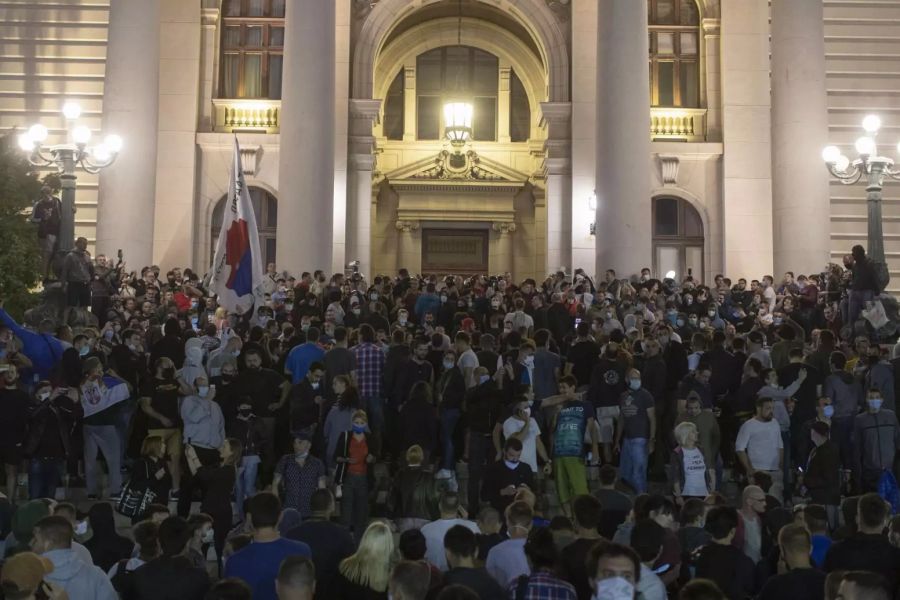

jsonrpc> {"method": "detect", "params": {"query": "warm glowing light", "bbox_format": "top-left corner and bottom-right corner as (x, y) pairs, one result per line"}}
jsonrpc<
(443, 101), (473, 146)
(28, 124), (48, 143)
(855, 136), (875, 156)
(862, 114), (882, 134)
(104, 134), (123, 153)
(822, 146), (841, 164)
(665, 271), (677, 280)
(17, 133), (33, 151)
(91, 144), (112, 162)
(72, 125), (92, 145)
(835, 155), (851, 172)
(62, 101), (82, 120)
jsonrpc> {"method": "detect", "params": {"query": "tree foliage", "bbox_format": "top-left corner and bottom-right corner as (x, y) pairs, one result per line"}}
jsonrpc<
(0, 136), (45, 319)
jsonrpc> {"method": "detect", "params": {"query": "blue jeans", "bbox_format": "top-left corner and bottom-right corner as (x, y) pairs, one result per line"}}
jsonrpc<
(619, 438), (648, 494)
(440, 408), (461, 472)
(235, 454), (260, 520)
(28, 458), (63, 500)
(84, 424), (122, 496)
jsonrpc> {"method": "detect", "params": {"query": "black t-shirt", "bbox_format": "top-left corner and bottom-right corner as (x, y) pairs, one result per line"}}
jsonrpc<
(286, 520), (355, 598)
(442, 567), (506, 600)
(694, 544), (756, 600)
(289, 379), (321, 431)
(758, 568), (825, 600)
(0, 388), (30, 446)
(196, 464), (235, 515)
(141, 378), (181, 429)
(560, 537), (603, 600)
(588, 357), (627, 408)
(34, 407), (65, 458)
(567, 340), (600, 388)
(236, 367), (285, 418)
(477, 532), (505, 562)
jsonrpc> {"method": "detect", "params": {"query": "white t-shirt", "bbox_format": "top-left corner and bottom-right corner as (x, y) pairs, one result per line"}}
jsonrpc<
(458, 349), (479, 386)
(680, 447), (708, 497)
(421, 518), (480, 571)
(735, 417), (783, 471)
(502, 416), (541, 471)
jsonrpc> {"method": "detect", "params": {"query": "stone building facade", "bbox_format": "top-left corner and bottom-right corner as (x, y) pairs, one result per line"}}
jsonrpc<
(2, 0), (898, 290)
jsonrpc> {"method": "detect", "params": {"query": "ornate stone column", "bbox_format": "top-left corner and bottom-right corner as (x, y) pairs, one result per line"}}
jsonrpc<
(96, 0), (161, 268)
(492, 222), (517, 277)
(595, 0), (652, 278)
(541, 102), (573, 276)
(277, 0), (336, 275)
(348, 99), (381, 276)
(395, 220), (420, 272)
(771, 0), (831, 276)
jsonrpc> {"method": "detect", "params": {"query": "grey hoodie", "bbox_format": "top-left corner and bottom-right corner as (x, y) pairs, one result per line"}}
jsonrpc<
(43, 548), (118, 600)
(824, 371), (863, 419)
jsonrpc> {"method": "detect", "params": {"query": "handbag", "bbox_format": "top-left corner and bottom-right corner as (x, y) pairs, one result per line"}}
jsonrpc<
(116, 462), (158, 518)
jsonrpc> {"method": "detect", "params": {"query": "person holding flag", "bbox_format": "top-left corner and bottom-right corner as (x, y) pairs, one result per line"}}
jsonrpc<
(208, 137), (267, 322)
(80, 356), (131, 499)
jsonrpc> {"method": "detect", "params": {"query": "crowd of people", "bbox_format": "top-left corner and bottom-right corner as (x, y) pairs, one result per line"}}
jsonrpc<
(0, 246), (898, 600)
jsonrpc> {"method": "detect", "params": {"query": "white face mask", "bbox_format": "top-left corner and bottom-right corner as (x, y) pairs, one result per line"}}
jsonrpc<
(443, 360), (454, 370)
(201, 528), (214, 544)
(594, 577), (635, 600)
(74, 520), (88, 536)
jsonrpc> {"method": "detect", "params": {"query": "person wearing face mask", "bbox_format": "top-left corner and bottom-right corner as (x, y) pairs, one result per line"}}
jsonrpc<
(485, 501), (533, 588)
(184, 513), (215, 569)
(207, 335), (242, 378)
(333, 410), (376, 541)
(226, 398), (263, 521)
(801, 422), (841, 531)
(481, 439), (535, 517)
(586, 542), (640, 600)
(435, 349), (467, 480)
(613, 369), (656, 494)
(0, 364), (30, 500)
(79, 356), (130, 500)
(501, 397), (551, 475)
(588, 339), (628, 464)
(24, 383), (81, 500)
(864, 347), (896, 413)
(463, 366), (505, 511)
(852, 389), (900, 492)
(287, 363), (326, 442)
(177, 375), (225, 518)
(139, 358), (186, 497)
(273, 432), (327, 518)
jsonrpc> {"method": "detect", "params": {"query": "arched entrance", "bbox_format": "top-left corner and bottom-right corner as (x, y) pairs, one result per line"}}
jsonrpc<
(652, 196), (704, 281)
(211, 187), (278, 266)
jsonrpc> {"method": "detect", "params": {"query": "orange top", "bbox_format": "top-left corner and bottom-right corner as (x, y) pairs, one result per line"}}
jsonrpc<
(348, 435), (368, 476)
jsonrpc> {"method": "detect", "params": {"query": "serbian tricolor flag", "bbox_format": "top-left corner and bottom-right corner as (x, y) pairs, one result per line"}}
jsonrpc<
(80, 375), (130, 419)
(209, 137), (266, 316)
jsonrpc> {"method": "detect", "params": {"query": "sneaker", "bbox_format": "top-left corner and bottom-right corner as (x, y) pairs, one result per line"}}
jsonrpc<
(169, 489), (180, 501)
(435, 469), (453, 480)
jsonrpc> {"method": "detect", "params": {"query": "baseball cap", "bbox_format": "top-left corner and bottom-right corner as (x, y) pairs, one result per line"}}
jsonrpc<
(1, 552), (53, 596)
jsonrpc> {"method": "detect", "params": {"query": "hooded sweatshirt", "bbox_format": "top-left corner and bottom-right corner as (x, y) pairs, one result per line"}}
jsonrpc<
(853, 409), (900, 473)
(824, 371), (864, 419)
(43, 547), (117, 600)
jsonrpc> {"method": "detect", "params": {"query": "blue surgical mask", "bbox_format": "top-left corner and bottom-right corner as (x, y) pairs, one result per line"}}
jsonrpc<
(197, 386), (209, 397)
(79, 346), (89, 357)
(479, 374), (490, 384)
(822, 405), (834, 418)
(352, 424), (366, 434)
(628, 379), (641, 390)
(868, 398), (883, 411)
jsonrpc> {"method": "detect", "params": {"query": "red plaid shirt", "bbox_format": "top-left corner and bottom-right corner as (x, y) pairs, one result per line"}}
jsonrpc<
(508, 571), (577, 600)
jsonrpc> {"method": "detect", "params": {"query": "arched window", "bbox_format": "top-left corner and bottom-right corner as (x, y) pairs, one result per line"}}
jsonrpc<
(211, 187), (278, 266)
(383, 70), (405, 141)
(652, 196), (704, 281)
(648, 0), (700, 108)
(220, 0), (285, 99)
(509, 70), (531, 142)
(416, 46), (499, 141)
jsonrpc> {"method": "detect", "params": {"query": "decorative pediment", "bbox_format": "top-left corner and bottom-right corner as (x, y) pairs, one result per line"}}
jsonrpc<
(383, 150), (530, 194)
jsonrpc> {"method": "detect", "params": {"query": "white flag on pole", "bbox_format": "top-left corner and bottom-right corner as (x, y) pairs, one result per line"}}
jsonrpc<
(208, 137), (266, 316)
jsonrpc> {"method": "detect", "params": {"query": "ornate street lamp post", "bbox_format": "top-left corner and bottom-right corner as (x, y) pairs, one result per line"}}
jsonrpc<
(18, 100), (122, 254)
(823, 114), (900, 292)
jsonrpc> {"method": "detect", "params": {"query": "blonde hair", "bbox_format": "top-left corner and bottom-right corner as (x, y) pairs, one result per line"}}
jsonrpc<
(674, 421), (698, 447)
(351, 409), (368, 424)
(141, 435), (165, 458)
(338, 521), (395, 592)
(405, 445), (424, 465)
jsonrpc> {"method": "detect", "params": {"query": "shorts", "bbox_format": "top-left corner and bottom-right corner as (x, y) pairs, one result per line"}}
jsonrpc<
(595, 406), (620, 444)
(146, 428), (183, 459)
(66, 281), (91, 308)
(0, 445), (22, 466)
